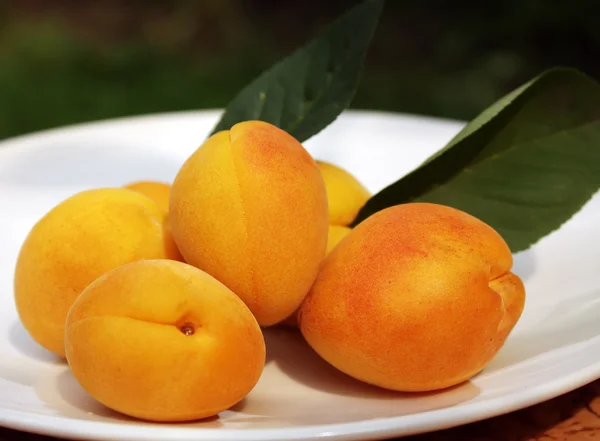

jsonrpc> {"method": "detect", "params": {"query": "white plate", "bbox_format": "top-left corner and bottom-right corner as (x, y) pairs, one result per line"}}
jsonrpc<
(0, 110), (599, 441)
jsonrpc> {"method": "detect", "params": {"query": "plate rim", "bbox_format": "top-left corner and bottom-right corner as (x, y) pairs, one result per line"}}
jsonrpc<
(0, 108), (466, 148)
(0, 361), (599, 441)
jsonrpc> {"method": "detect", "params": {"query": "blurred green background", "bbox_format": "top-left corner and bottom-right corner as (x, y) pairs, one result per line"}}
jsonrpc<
(1, 0), (599, 140)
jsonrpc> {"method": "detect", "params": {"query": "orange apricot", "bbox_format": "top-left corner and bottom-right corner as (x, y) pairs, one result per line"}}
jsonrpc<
(123, 180), (183, 262)
(317, 161), (370, 226)
(170, 121), (328, 326)
(123, 180), (171, 213)
(65, 259), (265, 422)
(299, 202), (526, 392)
(280, 224), (351, 328)
(14, 188), (181, 357)
(326, 225), (352, 254)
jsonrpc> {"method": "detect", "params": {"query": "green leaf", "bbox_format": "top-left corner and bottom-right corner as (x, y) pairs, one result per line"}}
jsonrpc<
(209, 0), (384, 142)
(352, 67), (600, 253)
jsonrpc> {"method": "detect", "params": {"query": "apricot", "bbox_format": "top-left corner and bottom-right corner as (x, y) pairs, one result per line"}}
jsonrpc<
(326, 225), (351, 254)
(299, 202), (526, 392)
(170, 121), (328, 326)
(123, 180), (184, 262)
(280, 224), (351, 328)
(317, 160), (370, 226)
(14, 188), (182, 357)
(65, 259), (265, 422)
(123, 180), (171, 213)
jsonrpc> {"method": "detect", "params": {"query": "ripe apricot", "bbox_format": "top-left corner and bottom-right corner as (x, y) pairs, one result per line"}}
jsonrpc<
(326, 225), (351, 254)
(280, 224), (351, 328)
(65, 259), (265, 422)
(123, 180), (171, 213)
(123, 180), (183, 262)
(317, 161), (370, 226)
(170, 121), (328, 326)
(299, 202), (526, 392)
(14, 188), (181, 357)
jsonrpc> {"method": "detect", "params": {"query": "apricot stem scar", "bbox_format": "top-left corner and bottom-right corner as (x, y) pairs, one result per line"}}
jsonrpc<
(180, 322), (196, 336)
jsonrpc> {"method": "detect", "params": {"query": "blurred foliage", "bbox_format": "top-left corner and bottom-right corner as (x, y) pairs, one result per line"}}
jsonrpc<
(0, 0), (599, 140)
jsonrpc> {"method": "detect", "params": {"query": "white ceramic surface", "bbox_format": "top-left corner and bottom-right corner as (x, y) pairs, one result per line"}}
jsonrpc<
(0, 110), (599, 441)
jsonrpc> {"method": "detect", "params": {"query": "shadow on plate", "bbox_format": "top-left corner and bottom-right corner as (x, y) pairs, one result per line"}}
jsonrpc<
(0, 358), (41, 387)
(8, 320), (63, 364)
(512, 249), (536, 281)
(32, 368), (134, 422)
(264, 328), (480, 396)
(51, 369), (224, 427)
(264, 327), (402, 398)
(486, 289), (600, 370)
(0, 141), (182, 188)
(219, 328), (481, 426)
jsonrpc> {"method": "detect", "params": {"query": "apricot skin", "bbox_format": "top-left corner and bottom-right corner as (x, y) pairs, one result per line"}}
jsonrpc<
(13, 188), (181, 357)
(316, 161), (370, 226)
(299, 202), (526, 392)
(280, 224), (351, 328)
(123, 180), (171, 213)
(123, 180), (184, 262)
(65, 259), (265, 422)
(170, 121), (328, 326)
(325, 225), (351, 254)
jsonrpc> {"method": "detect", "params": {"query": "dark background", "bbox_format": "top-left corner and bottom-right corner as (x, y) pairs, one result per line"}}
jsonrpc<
(1, 0), (599, 140)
